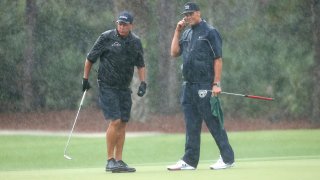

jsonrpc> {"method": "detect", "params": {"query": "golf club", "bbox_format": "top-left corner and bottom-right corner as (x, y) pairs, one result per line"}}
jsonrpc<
(63, 90), (87, 160)
(198, 90), (274, 101)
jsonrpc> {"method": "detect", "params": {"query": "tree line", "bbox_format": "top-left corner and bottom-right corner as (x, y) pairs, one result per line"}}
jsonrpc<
(0, 0), (319, 123)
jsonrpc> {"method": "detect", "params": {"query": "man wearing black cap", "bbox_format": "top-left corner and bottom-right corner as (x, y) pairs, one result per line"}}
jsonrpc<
(82, 11), (146, 173)
(167, 2), (235, 170)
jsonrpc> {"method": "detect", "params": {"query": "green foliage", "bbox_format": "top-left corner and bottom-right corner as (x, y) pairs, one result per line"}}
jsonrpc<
(208, 0), (315, 119)
(0, 0), (114, 111)
(0, 0), (25, 111)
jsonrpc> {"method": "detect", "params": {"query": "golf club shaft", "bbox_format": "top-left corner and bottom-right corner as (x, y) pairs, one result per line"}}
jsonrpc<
(64, 90), (87, 157)
(206, 90), (274, 101)
(221, 92), (245, 97)
(244, 95), (274, 101)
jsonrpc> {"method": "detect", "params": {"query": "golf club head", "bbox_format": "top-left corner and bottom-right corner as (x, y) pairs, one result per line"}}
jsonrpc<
(198, 90), (208, 98)
(64, 154), (72, 160)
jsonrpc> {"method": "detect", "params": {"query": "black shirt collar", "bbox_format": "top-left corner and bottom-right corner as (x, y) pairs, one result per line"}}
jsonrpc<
(115, 29), (132, 40)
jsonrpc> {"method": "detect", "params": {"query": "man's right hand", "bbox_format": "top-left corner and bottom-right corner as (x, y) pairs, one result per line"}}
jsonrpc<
(176, 18), (187, 32)
(82, 78), (91, 92)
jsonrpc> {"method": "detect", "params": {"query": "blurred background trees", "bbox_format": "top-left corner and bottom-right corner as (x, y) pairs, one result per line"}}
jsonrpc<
(0, 0), (319, 123)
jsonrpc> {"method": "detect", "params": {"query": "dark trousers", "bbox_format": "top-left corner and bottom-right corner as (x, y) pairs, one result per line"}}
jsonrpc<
(181, 82), (234, 168)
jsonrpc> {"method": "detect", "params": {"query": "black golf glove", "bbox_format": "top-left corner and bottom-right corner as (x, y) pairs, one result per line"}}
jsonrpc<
(137, 81), (147, 97)
(82, 78), (91, 92)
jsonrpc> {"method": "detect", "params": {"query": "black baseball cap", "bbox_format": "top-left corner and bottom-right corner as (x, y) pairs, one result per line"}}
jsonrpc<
(116, 11), (133, 24)
(182, 2), (200, 14)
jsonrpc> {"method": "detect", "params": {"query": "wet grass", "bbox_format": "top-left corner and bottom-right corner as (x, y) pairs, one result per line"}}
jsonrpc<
(0, 129), (320, 179)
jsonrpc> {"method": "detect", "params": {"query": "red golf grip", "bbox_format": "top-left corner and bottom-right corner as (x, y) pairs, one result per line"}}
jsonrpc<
(245, 95), (274, 101)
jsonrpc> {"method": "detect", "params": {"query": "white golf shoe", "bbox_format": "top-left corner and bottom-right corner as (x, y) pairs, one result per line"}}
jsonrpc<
(210, 156), (234, 170)
(167, 160), (196, 171)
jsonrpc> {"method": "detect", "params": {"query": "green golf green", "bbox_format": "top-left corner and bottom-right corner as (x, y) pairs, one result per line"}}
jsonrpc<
(0, 130), (319, 180)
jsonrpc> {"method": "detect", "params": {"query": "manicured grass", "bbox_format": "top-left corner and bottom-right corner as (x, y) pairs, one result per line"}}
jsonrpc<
(0, 129), (320, 179)
(1, 158), (320, 180)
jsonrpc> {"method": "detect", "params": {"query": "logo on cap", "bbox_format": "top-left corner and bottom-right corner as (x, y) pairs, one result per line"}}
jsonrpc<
(119, 16), (128, 20)
(116, 11), (133, 24)
(182, 2), (200, 14)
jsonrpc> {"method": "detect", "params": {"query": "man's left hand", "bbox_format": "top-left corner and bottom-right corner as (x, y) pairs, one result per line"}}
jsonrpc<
(212, 85), (221, 97)
(137, 81), (147, 97)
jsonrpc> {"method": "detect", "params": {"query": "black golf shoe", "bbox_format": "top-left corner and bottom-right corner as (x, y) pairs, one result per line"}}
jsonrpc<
(105, 158), (120, 172)
(112, 160), (136, 173)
